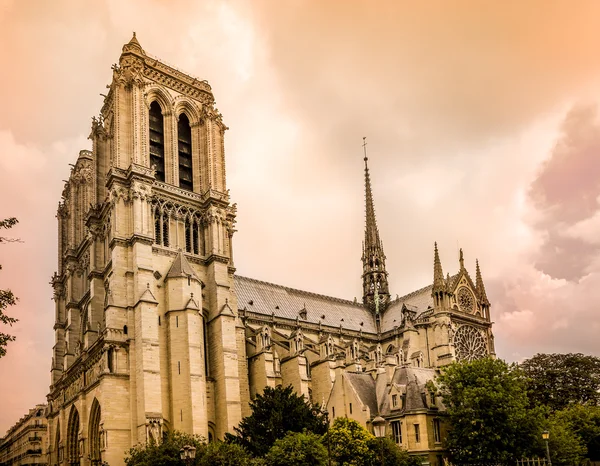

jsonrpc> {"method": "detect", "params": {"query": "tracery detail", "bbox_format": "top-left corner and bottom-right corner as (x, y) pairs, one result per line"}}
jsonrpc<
(453, 324), (487, 362)
(457, 287), (475, 313)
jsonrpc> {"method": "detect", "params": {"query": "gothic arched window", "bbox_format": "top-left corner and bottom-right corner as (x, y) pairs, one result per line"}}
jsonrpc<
(185, 217), (192, 253)
(178, 114), (193, 191)
(149, 102), (165, 182)
(153, 206), (170, 248)
(67, 407), (80, 465)
(192, 218), (200, 255)
(88, 399), (101, 466)
(162, 214), (170, 247)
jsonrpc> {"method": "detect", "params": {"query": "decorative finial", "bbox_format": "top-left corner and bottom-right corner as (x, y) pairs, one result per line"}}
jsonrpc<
(363, 136), (368, 164)
(459, 248), (464, 269)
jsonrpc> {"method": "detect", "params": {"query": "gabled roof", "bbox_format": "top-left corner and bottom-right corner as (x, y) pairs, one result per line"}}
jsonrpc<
(166, 251), (201, 282)
(345, 372), (378, 415)
(375, 366), (439, 416)
(138, 285), (158, 304)
(234, 275), (377, 333)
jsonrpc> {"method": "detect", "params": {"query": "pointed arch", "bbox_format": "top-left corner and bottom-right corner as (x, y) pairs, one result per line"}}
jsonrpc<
(149, 101), (166, 182)
(67, 405), (80, 466)
(178, 113), (193, 191)
(53, 419), (62, 466)
(88, 399), (102, 465)
(173, 97), (201, 126)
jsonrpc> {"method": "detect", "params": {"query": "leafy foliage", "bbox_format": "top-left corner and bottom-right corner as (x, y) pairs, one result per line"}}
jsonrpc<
(521, 353), (600, 411)
(437, 357), (542, 463)
(550, 404), (600, 462)
(0, 217), (19, 358)
(125, 431), (206, 466)
(198, 441), (253, 466)
(226, 385), (327, 457)
(264, 431), (327, 466)
(366, 437), (423, 466)
(327, 417), (376, 466)
(545, 414), (587, 466)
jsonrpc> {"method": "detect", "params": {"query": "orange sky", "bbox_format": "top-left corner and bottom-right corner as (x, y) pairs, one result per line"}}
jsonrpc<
(2, 0), (600, 434)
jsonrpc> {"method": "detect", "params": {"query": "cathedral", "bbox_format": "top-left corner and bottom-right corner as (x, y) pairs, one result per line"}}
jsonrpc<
(44, 35), (495, 466)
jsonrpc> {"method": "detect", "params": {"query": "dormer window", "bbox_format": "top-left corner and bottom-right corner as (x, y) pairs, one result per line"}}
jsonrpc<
(392, 394), (398, 408)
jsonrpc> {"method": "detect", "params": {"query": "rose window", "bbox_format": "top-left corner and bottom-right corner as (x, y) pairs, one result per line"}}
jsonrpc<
(457, 287), (475, 313)
(453, 325), (487, 362)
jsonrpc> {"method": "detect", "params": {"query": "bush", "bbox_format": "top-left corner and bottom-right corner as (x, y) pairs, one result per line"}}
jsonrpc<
(264, 431), (328, 466)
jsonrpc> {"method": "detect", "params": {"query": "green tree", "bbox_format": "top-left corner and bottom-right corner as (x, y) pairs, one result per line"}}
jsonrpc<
(226, 385), (327, 457)
(521, 353), (600, 411)
(198, 441), (253, 466)
(125, 431), (206, 466)
(264, 431), (327, 466)
(551, 404), (600, 462)
(0, 217), (19, 358)
(545, 415), (587, 466)
(437, 357), (542, 463)
(328, 417), (375, 466)
(366, 437), (423, 466)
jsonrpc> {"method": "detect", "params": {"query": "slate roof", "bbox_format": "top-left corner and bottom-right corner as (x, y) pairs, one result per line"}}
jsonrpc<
(234, 275), (377, 333)
(345, 372), (378, 415)
(166, 251), (200, 280)
(381, 284), (434, 331)
(391, 366), (438, 412)
(374, 366), (439, 415)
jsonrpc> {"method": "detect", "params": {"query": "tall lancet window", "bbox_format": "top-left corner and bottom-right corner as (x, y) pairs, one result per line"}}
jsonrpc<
(149, 102), (165, 182)
(178, 114), (193, 191)
(185, 218), (192, 253)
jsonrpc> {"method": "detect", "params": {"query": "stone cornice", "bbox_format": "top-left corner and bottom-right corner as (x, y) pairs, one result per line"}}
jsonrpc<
(240, 311), (379, 341)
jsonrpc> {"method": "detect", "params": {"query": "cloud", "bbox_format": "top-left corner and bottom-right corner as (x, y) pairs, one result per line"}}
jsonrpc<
(0, 129), (85, 434)
(2, 0), (600, 434)
(528, 104), (600, 280)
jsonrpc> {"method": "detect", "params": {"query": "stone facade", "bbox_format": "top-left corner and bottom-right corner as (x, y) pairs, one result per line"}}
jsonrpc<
(0, 405), (48, 466)
(44, 35), (495, 466)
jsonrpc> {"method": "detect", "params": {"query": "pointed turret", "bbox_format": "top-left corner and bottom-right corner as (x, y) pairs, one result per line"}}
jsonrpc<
(361, 138), (390, 313)
(432, 242), (447, 310)
(122, 32), (145, 55)
(433, 242), (445, 293)
(166, 250), (201, 282)
(475, 259), (490, 307)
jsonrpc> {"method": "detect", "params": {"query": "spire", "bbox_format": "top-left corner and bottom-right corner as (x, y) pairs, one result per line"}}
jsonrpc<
(122, 32), (145, 54)
(363, 139), (380, 250)
(361, 137), (390, 313)
(475, 259), (490, 306)
(433, 242), (445, 293)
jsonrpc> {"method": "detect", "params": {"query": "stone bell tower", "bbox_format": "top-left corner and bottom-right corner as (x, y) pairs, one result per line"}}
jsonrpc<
(46, 34), (248, 466)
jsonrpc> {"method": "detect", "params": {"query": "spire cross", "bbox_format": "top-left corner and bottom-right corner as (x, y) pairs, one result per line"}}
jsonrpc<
(362, 137), (368, 164)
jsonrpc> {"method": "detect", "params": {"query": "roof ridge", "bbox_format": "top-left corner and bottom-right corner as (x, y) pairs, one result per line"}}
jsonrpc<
(234, 275), (364, 308)
(391, 272), (461, 304)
